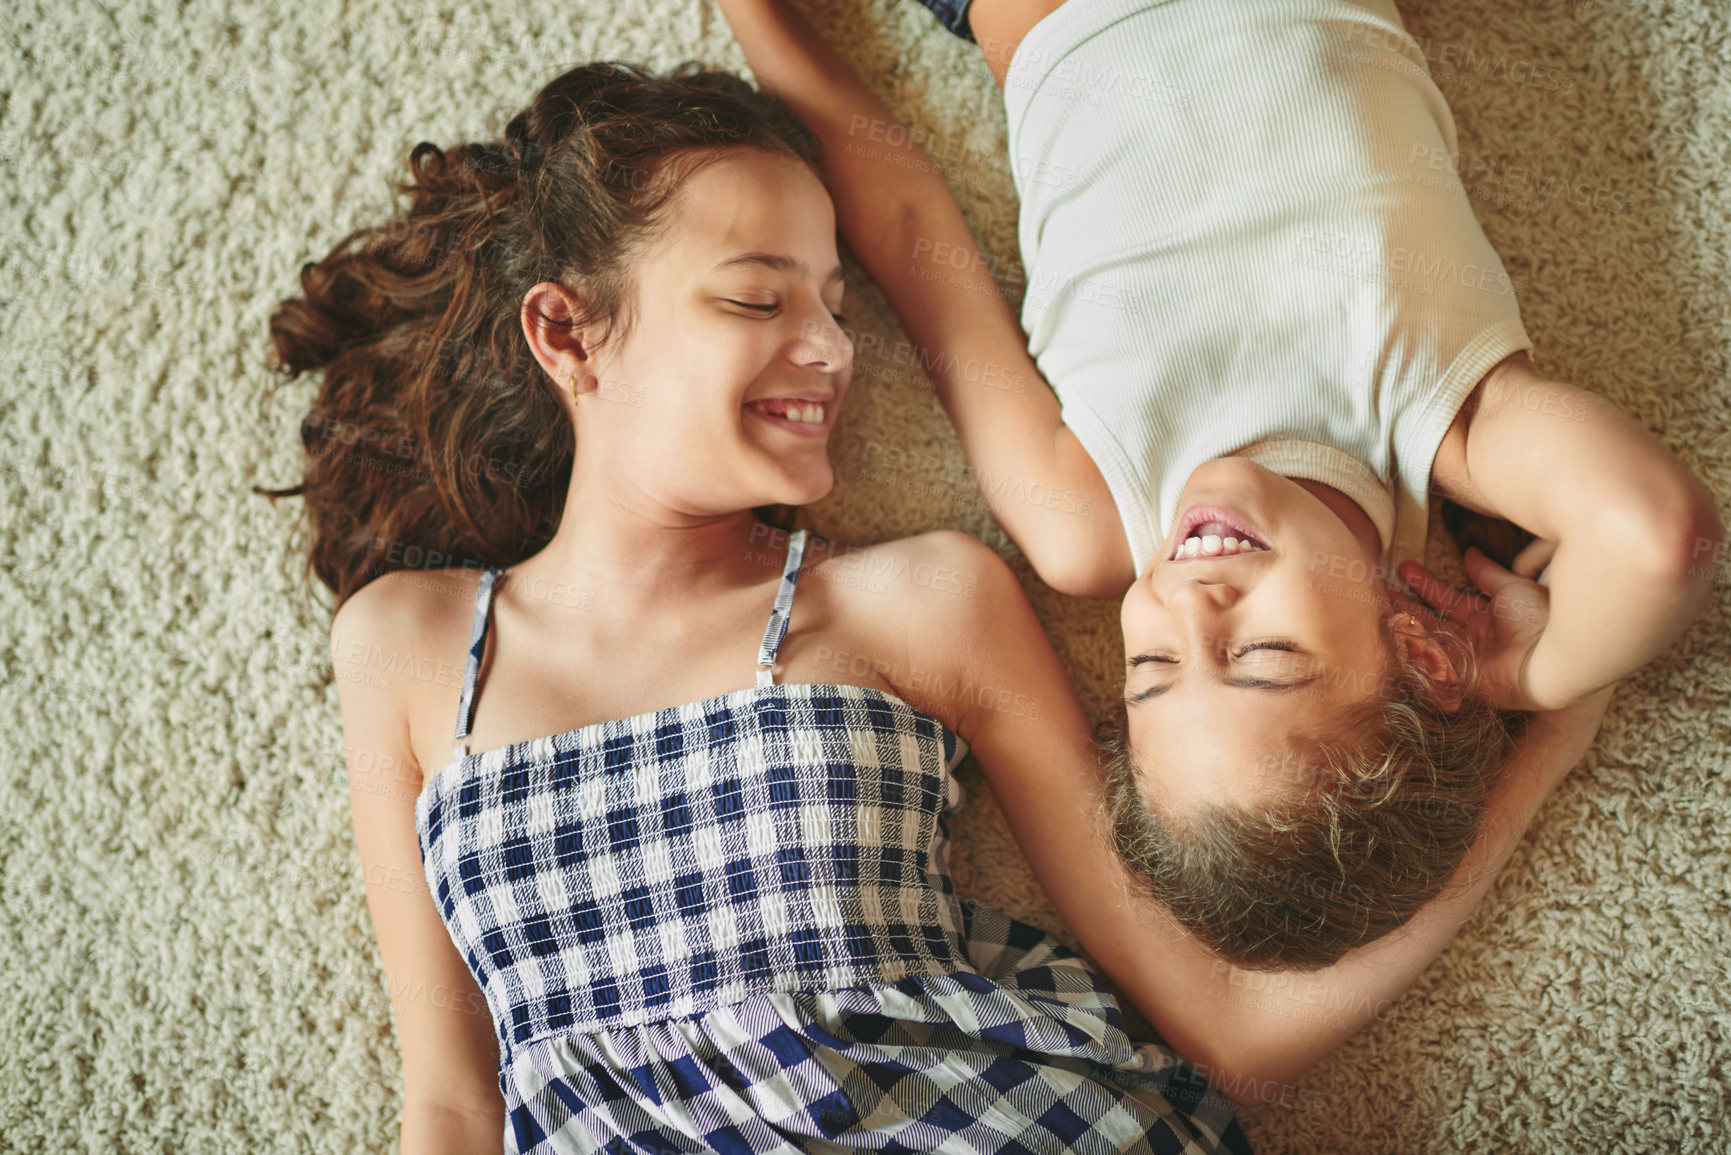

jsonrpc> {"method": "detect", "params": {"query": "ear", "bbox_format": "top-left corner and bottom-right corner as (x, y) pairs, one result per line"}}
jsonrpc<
(1386, 612), (1465, 713)
(522, 282), (602, 401)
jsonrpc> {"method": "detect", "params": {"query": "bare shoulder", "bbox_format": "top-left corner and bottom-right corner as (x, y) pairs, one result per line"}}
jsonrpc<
(330, 565), (478, 662)
(795, 529), (1034, 734)
(330, 566), (487, 777)
(799, 528), (1014, 620)
(1431, 352), (1608, 520)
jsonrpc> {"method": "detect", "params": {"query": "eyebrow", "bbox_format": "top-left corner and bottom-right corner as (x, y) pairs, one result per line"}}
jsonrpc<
(713, 251), (845, 285)
(1124, 653), (1322, 703)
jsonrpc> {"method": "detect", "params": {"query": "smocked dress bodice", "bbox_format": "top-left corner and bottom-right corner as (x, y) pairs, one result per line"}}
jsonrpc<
(417, 679), (979, 1046)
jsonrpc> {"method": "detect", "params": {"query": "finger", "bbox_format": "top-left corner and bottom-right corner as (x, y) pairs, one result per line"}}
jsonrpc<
(1397, 561), (1455, 602)
(1398, 562), (1467, 618)
(1462, 545), (1529, 595)
(1511, 537), (1559, 581)
(1398, 561), (1485, 624)
(1395, 562), (1446, 611)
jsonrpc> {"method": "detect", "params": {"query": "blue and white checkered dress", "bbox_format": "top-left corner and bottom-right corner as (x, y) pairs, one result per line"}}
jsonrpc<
(415, 529), (1253, 1154)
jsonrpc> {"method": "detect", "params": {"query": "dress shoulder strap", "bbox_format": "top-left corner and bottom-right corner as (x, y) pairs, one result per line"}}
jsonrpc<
(451, 567), (502, 760)
(754, 529), (808, 687)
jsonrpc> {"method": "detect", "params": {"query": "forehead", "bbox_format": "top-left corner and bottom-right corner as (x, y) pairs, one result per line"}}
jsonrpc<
(655, 150), (833, 260)
(1131, 709), (1318, 810)
(1124, 654), (1384, 810)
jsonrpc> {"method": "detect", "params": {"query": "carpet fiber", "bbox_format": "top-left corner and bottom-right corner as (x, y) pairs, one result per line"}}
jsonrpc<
(1, 0), (1726, 1150)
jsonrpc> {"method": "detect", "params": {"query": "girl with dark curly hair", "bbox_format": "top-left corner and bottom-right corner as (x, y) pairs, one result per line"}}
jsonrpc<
(263, 59), (1259, 1154)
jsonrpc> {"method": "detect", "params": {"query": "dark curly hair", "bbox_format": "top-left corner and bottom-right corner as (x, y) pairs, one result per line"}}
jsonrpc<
(1100, 612), (1531, 971)
(256, 61), (822, 610)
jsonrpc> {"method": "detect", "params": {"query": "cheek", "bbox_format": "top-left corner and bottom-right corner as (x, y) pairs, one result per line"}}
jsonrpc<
(1307, 519), (1379, 587)
(637, 349), (756, 433)
(1119, 577), (1147, 625)
(1302, 568), (1383, 625)
(1278, 571), (1383, 673)
(1119, 578), (1162, 646)
(611, 324), (740, 429)
(635, 392), (742, 467)
(1267, 556), (1335, 614)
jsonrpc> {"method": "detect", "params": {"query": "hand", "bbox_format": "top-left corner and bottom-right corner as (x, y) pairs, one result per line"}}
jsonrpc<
(1397, 548), (1551, 711)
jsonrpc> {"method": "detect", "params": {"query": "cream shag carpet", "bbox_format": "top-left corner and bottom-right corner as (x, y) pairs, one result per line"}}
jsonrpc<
(1, 0), (1726, 1150)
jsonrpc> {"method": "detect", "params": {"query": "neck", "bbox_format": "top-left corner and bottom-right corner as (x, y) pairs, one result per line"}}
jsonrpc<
(505, 459), (786, 618)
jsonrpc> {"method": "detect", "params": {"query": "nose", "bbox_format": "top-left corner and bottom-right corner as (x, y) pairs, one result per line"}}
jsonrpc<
(795, 310), (853, 374)
(1162, 577), (1240, 658)
(1163, 571), (1241, 609)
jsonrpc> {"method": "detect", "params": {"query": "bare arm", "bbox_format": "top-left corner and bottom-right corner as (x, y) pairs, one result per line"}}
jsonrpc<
(916, 534), (1614, 1104)
(1431, 353), (1724, 710)
(331, 579), (506, 1153)
(400, 1103), (507, 1155)
(714, 0), (1134, 596)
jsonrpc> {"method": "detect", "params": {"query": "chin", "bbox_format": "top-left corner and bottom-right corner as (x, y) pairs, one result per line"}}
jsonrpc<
(781, 467), (836, 506)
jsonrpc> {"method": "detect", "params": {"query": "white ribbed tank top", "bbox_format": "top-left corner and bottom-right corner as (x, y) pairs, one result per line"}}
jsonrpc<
(1003, 0), (1531, 577)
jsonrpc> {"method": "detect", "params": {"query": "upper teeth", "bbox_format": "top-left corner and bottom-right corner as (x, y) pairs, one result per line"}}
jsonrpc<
(1175, 534), (1267, 559)
(754, 401), (825, 423)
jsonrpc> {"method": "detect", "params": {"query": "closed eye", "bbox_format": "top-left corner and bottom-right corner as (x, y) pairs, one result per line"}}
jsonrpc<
(1127, 640), (1301, 666)
(1124, 640), (1316, 702)
(1236, 640), (1300, 658)
(725, 299), (847, 323)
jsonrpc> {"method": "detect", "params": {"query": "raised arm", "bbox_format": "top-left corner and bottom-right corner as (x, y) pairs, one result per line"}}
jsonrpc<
(714, 0), (1135, 596)
(1427, 351), (1724, 710)
(923, 531), (1615, 1105)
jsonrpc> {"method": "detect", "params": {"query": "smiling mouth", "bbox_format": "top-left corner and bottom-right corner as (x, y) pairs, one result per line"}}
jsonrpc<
(745, 397), (830, 429)
(1168, 505), (1272, 562)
